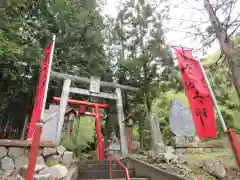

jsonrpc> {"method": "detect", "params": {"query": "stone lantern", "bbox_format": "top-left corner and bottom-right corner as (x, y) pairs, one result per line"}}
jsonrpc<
(125, 116), (134, 153)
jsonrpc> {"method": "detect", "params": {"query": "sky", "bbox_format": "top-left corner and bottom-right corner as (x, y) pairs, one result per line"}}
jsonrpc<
(103, 0), (240, 58)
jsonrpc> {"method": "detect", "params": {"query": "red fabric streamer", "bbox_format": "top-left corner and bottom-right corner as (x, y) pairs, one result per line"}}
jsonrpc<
(27, 42), (53, 139)
(173, 48), (217, 138)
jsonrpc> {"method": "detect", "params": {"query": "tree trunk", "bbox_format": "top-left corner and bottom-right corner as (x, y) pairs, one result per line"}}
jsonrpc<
(231, 48), (240, 99)
(21, 114), (29, 140)
(204, 0), (240, 99)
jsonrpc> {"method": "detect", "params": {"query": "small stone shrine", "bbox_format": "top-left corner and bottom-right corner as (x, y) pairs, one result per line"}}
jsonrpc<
(106, 132), (121, 159)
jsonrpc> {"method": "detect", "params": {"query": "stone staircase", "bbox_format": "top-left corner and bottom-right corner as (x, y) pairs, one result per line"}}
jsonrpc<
(78, 160), (149, 180)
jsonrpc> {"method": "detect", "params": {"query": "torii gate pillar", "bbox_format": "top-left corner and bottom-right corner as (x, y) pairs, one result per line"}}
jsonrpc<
(116, 88), (128, 156)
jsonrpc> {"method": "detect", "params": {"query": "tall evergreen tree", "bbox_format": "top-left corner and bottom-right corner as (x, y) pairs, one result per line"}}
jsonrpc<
(113, 0), (173, 148)
(0, 0), (113, 138)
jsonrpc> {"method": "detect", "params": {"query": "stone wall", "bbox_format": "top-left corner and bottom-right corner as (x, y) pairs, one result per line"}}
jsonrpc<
(175, 147), (225, 154)
(0, 140), (75, 179)
(124, 156), (185, 180)
(171, 136), (225, 154)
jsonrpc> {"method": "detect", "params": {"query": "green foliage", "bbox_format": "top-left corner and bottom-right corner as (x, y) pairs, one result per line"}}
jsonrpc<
(47, 161), (57, 167)
(50, 0), (111, 79)
(132, 126), (140, 141)
(0, 0), (113, 138)
(111, 0), (173, 148)
(61, 117), (95, 157)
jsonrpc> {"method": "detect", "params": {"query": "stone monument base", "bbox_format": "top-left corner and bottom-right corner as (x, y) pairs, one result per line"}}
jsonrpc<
(171, 136), (224, 154)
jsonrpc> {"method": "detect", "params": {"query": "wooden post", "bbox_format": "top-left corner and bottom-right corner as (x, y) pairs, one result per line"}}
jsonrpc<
(56, 79), (71, 145)
(115, 88), (128, 157)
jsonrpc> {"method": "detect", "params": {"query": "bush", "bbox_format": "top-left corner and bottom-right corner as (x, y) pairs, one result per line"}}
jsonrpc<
(61, 116), (95, 158)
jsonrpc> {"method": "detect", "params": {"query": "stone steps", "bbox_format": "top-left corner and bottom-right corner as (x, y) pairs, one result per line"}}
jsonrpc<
(78, 169), (135, 179)
(77, 160), (149, 180)
(83, 160), (118, 164)
(79, 164), (123, 171)
(80, 178), (149, 180)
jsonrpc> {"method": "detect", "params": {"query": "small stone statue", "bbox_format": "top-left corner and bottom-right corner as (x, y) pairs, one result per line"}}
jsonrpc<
(105, 132), (121, 159)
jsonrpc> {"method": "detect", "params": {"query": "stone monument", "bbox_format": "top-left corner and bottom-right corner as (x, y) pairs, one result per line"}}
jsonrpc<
(106, 132), (121, 159)
(169, 98), (195, 137)
(149, 113), (165, 152)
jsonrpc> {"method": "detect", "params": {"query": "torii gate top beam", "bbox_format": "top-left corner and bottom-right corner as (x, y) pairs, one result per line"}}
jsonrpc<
(51, 71), (139, 92)
(53, 97), (108, 108)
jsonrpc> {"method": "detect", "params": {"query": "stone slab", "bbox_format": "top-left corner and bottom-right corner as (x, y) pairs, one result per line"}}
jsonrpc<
(36, 156), (46, 165)
(34, 173), (53, 180)
(15, 155), (29, 170)
(1, 156), (15, 171)
(39, 164), (68, 179)
(0, 146), (7, 158)
(62, 151), (74, 166)
(0, 139), (55, 147)
(9, 147), (25, 158)
(43, 147), (57, 157)
(171, 137), (223, 148)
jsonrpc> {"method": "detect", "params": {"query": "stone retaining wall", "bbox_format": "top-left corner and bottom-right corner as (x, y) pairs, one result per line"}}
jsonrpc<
(171, 136), (225, 154)
(0, 140), (75, 179)
(175, 147), (225, 154)
(123, 156), (185, 180)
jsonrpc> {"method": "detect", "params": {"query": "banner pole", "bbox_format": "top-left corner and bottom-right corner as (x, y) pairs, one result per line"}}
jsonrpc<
(197, 58), (240, 168)
(25, 35), (56, 180)
(196, 59), (227, 131)
(41, 34), (56, 120)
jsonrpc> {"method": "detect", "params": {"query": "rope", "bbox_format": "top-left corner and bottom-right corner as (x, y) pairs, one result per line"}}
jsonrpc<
(42, 112), (59, 124)
(24, 124), (38, 154)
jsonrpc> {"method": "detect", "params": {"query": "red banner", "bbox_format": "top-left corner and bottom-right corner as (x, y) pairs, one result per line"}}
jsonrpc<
(27, 42), (53, 139)
(173, 48), (217, 138)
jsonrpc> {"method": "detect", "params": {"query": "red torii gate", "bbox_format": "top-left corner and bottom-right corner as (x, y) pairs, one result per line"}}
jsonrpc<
(53, 97), (107, 160)
(52, 73), (139, 158)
